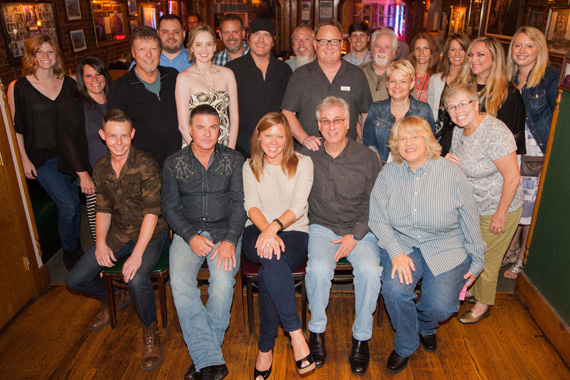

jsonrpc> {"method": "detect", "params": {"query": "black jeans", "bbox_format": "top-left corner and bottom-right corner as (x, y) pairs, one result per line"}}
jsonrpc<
(242, 225), (308, 352)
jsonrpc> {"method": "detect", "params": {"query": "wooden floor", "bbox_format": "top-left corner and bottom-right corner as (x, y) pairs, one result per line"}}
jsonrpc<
(0, 286), (568, 380)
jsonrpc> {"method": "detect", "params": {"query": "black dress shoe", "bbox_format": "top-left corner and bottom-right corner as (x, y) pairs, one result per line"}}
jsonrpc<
(349, 337), (369, 376)
(184, 364), (197, 380)
(197, 364), (228, 380)
(386, 350), (409, 374)
(308, 332), (327, 368)
(419, 333), (437, 352)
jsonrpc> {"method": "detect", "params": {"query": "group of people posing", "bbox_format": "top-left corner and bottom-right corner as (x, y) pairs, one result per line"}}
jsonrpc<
(7, 10), (558, 380)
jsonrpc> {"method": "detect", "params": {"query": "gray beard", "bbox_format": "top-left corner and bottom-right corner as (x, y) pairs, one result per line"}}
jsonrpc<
(296, 54), (313, 68)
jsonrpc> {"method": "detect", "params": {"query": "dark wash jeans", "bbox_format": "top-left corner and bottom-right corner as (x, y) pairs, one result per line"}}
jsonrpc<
(242, 225), (308, 352)
(66, 229), (169, 326)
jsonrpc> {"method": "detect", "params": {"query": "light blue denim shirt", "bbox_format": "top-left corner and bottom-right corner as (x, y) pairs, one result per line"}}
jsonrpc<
(363, 96), (435, 166)
(129, 47), (193, 72)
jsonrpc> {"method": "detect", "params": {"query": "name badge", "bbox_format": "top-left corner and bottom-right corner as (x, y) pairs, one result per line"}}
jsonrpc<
(341, 86), (351, 92)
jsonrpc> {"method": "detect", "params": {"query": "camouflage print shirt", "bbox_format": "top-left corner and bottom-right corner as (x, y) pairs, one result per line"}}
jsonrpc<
(94, 147), (168, 252)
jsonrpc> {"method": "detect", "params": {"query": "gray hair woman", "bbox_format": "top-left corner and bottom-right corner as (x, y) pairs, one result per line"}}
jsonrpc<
(369, 115), (485, 374)
(444, 83), (523, 324)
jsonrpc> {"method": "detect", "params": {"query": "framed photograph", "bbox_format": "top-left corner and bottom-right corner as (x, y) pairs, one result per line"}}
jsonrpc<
(0, 1), (62, 64)
(558, 55), (570, 92)
(90, 1), (128, 48)
(65, 0), (81, 21)
(484, 0), (523, 39)
(142, 6), (157, 28)
(527, 7), (546, 31)
(128, 0), (137, 16)
(129, 20), (138, 34)
(546, 8), (570, 57)
(69, 29), (86, 52)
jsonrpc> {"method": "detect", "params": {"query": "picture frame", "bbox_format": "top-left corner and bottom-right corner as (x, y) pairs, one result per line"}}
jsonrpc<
(69, 29), (86, 52)
(546, 8), (570, 57)
(65, 0), (81, 21)
(526, 6), (546, 31)
(90, 0), (128, 48)
(127, 0), (137, 16)
(129, 20), (138, 34)
(558, 55), (570, 92)
(484, 0), (523, 40)
(142, 6), (156, 28)
(0, 2), (62, 65)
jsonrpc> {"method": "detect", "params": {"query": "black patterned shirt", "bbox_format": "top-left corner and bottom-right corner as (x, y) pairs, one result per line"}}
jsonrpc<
(161, 144), (247, 245)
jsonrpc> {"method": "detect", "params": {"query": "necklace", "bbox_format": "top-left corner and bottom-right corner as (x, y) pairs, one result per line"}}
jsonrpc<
(416, 74), (429, 99)
(196, 65), (217, 92)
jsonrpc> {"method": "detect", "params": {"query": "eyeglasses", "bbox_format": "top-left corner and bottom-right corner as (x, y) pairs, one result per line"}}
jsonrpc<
(316, 39), (342, 46)
(446, 100), (473, 113)
(319, 118), (345, 127)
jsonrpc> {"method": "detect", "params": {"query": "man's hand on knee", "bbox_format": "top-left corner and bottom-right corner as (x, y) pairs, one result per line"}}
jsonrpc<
(189, 235), (216, 257)
(123, 254), (142, 283)
(211, 241), (236, 271)
(332, 234), (358, 262)
(95, 242), (116, 267)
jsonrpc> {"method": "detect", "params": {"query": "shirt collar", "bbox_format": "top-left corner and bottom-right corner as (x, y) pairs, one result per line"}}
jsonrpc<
(403, 157), (433, 175)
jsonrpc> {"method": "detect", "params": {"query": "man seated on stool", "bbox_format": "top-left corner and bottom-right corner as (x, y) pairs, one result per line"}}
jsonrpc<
(66, 109), (169, 371)
(300, 96), (383, 376)
(161, 104), (247, 380)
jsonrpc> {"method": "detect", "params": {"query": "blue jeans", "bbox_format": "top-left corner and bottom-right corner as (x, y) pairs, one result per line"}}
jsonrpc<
(170, 232), (241, 371)
(66, 229), (169, 326)
(379, 247), (470, 357)
(242, 225), (308, 352)
(35, 157), (80, 251)
(306, 224), (382, 341)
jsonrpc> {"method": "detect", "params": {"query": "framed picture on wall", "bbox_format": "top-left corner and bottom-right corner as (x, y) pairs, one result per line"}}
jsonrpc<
(484, 0), (523, 39)
(558, 55), (570, 92)
(90, 0), (128, 48)
(546, 8), (570, 56)
(0, 1), (62, 64)
(527, 7), (546, 31)
(128, 0), (137, 16)
(65, 0), (81, 21)
(129, 20), (138, 34)
(69, 29), (86, 52)
(142, 6), (156, 28)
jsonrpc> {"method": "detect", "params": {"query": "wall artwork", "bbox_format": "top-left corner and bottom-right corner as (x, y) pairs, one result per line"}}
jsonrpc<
(69, 29), (86, 52)
(546, 8), (570, 56)
(0, 2), (61, 64)
(484, 0), (522, 39)
(65, 0), (82, 21)
(91, 0), (128, 47)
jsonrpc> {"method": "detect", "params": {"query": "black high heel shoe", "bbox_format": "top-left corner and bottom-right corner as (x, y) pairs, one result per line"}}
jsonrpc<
(253, 365), (272, 380)
(295, 354), (316, 375)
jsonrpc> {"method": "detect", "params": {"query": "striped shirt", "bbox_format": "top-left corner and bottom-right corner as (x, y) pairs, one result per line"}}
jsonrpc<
(213, 43), (250, 66)
(369, 157), (486, 276)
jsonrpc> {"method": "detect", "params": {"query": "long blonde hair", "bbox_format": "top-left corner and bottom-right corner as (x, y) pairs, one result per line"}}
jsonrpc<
(457, 36), (508, 117)
(22, 34), (66, 79)
(507, 26), (549, 89)
(187, 25), (218, 61)
(249, 112), (298, 181)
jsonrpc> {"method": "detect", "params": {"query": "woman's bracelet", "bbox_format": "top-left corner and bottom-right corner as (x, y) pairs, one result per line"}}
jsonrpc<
(272, 218), (284, 231)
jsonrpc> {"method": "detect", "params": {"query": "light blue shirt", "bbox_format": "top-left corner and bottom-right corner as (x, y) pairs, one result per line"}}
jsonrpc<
(368, 158), (486, 277)
(343, 50), (371, 65)
(129, 47), (193, 72)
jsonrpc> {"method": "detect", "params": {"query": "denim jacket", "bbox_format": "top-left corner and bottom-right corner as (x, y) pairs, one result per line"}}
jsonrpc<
(161, 144), (247, 246)
(363, 96), (435, 165)
(515, 65), (560, 153)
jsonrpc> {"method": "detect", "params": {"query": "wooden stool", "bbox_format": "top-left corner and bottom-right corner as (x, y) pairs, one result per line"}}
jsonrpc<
(334, 257), (384, 328)
(101, 244), (170, 329)
(241, 258), (308, 335)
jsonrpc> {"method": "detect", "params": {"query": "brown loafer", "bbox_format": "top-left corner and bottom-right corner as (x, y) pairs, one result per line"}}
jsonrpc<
(458, 308), (490, 324)
(88, 303), (110, 331)
(141, 321), (162, 371)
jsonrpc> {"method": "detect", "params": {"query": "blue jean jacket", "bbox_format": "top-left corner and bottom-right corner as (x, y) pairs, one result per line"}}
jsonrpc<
(516, 65), (560, 153)
(363, 96), (435, 165)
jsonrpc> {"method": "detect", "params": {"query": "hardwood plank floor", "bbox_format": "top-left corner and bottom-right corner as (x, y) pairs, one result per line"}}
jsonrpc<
(0, 286), (568, 380)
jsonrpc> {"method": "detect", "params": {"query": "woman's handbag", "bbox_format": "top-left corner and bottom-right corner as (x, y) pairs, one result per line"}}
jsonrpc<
(520, 155), (544, 177)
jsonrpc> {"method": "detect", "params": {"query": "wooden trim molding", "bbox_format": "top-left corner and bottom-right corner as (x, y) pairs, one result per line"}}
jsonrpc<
(516, 272), (570, 366)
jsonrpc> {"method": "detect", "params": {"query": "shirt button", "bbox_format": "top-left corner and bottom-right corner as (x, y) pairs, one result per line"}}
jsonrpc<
(416, 177), (419, 181)
(414, 209), (417, 212)
(414, 192), (418, 195)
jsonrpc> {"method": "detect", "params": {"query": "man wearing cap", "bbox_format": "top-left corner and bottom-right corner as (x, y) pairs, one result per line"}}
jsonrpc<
(226, 18), (292, 157)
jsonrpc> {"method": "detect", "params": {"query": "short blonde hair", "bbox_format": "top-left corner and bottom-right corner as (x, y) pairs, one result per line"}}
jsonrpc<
(386, 60), (416, 89)
(388, 116), (441, 164)
(442, 83), (480, 110)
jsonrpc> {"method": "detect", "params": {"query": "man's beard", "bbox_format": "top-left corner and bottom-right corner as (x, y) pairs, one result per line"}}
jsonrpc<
(296, 54), (313, 68)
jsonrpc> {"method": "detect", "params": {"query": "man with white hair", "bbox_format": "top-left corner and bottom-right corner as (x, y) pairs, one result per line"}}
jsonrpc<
(360, 28), (416, 102)
(286, 25), (316, 72)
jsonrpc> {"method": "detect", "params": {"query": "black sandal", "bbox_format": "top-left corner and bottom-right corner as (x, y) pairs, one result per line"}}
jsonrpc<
(253, 365), (272, 380)
(295, 354), (316, 375)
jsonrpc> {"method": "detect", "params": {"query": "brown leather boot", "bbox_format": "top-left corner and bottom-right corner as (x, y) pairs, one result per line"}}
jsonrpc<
(88, 302), (110, 331)
(141, 321), (162, 371)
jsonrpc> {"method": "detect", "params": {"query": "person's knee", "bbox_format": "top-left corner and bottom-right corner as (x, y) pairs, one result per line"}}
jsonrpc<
(306, 259), (334, 282)
(65, 271), (79, 290)
(127, 272), (152, 293)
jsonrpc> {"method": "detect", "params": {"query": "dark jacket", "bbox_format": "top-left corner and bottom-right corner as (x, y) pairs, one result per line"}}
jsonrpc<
(515, 65), (560, 153)
(363, 96), (435, 166)
(161, 144), (247, 246)
(107, 66), (180, 167)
